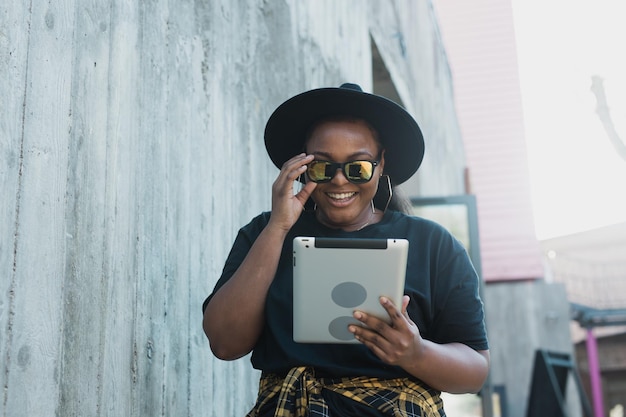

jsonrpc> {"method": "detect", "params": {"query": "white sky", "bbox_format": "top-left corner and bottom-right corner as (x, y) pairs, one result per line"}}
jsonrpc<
(510, 0), (626, 239)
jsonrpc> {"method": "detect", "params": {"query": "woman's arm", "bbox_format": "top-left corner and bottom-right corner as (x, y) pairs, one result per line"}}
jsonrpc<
(203, 153), (316, 360)
(203, 223), (289, 360)
(349, 296), (490, 393)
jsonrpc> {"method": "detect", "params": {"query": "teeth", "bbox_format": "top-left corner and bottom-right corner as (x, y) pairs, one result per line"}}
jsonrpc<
(328, 192), (355, 200)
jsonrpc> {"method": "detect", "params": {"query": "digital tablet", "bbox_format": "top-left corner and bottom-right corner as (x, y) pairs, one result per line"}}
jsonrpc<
(292, 236), (409, 343)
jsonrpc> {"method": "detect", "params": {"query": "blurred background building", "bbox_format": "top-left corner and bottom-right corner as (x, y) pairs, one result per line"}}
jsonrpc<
(434, 1), (626, 416)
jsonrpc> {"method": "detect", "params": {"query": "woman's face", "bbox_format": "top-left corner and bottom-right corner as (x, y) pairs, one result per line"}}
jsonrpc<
(305, 119), (385, 230)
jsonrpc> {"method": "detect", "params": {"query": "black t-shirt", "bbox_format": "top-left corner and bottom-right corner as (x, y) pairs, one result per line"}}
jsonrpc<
(204, 210), (488, 380)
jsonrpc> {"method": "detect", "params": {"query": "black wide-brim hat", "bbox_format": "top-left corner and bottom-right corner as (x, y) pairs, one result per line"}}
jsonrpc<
(264, 83), (425, 185)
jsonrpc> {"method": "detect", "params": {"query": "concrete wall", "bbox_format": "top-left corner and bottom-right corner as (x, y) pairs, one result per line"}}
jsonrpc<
(1, 1), (462, 415)
(369, 0), (466, 197)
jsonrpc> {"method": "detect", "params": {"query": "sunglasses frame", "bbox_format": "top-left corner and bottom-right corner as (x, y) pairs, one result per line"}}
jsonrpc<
(306, 159), (380, 184)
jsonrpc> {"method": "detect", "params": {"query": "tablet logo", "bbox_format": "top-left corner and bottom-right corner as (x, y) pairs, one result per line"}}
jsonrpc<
(328, 282), (367, 340)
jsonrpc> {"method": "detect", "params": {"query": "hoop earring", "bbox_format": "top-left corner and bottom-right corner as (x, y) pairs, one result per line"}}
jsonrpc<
(370, 200), (375, 214)
(373, 175), (393, 212)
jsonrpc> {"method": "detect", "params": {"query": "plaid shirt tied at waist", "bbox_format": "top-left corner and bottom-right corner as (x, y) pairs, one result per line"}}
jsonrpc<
(246, 366), (446, 417)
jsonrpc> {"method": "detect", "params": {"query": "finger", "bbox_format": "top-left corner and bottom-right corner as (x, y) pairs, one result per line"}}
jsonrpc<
(401, 295), (411, 319)
(281, 152), (309, 166)
(401, 295), (410, 311)
(353, 310), (383, 330)
(294, 181), (317, 206)
(349, 320), (390, 348)
(379, 297), (405, 325)
(354, 332), (390, 361)
(273, 154), (312, 193)
(351, 310), (396, 345)
(282, 153), (313, 172)
(349, 321), (394, 362)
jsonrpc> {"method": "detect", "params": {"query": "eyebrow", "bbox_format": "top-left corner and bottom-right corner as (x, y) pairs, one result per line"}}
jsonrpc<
(310, 150), (377, 160)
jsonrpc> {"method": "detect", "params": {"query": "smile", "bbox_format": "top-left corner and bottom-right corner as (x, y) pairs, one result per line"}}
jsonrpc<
(327, 192), (357, 200)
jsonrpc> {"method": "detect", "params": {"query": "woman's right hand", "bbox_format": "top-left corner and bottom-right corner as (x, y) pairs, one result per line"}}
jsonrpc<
(205, 153), (316, 359)
(269, 153), (317, 232)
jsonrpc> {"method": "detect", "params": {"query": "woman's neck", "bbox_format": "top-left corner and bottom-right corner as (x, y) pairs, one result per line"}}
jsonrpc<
(315, 206), (382, 232)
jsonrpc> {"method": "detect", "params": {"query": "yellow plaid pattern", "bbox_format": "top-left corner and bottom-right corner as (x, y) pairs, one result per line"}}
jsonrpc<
(246, 366), (445, 417)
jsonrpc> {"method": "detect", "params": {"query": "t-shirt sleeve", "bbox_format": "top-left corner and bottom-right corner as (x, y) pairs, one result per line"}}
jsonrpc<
(201, 212), (270, 313)
(430, 234), (489, 351)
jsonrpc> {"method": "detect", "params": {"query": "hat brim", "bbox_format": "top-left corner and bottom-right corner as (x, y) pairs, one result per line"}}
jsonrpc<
(264, 86), (425, 185)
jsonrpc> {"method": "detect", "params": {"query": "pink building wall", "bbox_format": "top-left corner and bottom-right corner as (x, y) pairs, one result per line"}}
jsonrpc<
(434, 0), (543, 281)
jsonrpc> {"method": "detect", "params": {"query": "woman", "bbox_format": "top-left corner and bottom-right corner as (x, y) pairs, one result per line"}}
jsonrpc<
(203, 83), (489, 416)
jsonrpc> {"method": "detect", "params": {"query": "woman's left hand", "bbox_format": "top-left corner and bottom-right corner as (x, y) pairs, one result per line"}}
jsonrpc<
(350, 295), (490, 393)
(349, 295), (423, 370)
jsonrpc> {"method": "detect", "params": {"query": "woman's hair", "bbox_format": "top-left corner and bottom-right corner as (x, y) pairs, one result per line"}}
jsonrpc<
(387, 187), (414, 215)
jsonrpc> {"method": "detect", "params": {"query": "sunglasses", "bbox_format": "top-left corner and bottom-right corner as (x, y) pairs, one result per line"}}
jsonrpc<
(306, 159), (380, 184)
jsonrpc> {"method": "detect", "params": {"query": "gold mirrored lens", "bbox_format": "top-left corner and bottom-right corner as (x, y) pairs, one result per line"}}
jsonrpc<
(346, 161), (373, 181)
(308, 161), (330, 181)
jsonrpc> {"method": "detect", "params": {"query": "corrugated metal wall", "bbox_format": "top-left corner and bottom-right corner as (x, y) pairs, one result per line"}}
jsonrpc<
(1, 1), (462, 415)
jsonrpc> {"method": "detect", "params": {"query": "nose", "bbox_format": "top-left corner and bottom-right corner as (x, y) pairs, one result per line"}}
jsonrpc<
(330, 166), (349, 184)
(330, 168), (350, 184)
